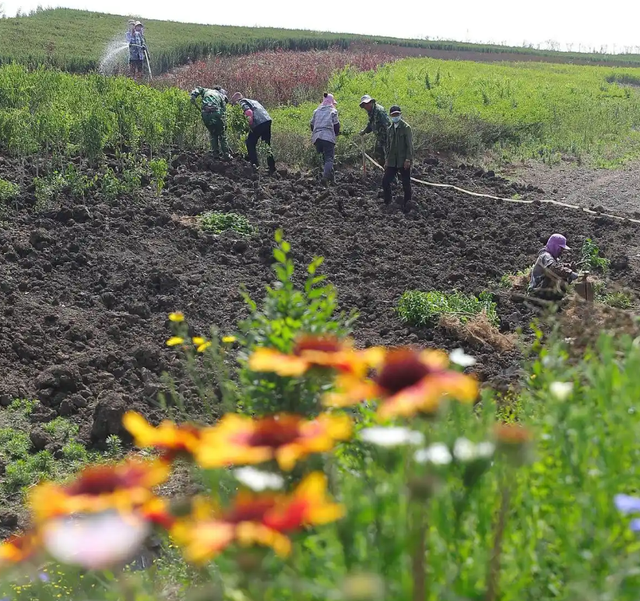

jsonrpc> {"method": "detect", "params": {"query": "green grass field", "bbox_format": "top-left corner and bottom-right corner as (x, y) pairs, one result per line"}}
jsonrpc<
(4, 7), (640, 76)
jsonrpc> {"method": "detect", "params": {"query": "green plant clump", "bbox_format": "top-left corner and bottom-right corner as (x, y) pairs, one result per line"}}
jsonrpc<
(603, 291), (633, 309)
(581, 238), (611, 273)
(197, 211), (256, 237)
(0, 178), (19, 203)
(397, 289), (499, 327)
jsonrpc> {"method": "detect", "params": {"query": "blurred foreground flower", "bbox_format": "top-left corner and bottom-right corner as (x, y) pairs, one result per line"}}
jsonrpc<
(195, 412), (352, 471)
(249, 335), (367, 377)
(360, 426), (424, 448)
(453, 438), (495, 462)
(172, 472), (343, 562)
(326, 348), (477, 419)
(414, 443), (452, 465)
(614, 494), (640, 532)
(449, 348), (477, 367)
(234, 467), (284, 491)
(168, 312), (185, 322)
(124, 411), (202, 460)
(0, 532), (40, 565)
(43, 511), (150, 570)
(549, 381), (573, 401)
(29, 459), (170, 522)
(493, 423), (534, 465)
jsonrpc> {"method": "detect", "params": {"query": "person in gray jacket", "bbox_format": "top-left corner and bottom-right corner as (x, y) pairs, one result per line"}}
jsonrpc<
(231, 92), (276, 173)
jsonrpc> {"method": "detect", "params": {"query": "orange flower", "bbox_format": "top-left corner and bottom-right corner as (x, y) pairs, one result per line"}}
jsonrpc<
(195, 413), (352, 471)
(493, 423), (533, 445)
(141, 497), (176, 530)
(29, 459), (170, 522)
(123, 411), (202, 460)
(325, 348), (478, 419)
(171, 473), (343, 562)
(0, 531), (40, 564)
(248, 335), (366, 377)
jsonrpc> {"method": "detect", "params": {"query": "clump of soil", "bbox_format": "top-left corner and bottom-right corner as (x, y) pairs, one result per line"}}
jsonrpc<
(0, 151), (638, 446)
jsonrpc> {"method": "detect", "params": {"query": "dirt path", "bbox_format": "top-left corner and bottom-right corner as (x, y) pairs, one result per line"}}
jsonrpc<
(507, 162), (640, 217)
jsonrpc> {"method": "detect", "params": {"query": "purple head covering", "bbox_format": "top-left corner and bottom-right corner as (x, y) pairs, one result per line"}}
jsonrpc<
(546, 234), (570, 259)
(321, 93), (337, 108)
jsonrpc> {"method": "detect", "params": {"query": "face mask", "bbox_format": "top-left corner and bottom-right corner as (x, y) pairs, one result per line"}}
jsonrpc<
(391, 115), (401, 123)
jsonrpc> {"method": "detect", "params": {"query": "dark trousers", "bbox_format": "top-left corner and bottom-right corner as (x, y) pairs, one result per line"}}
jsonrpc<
(382, 166), (412, 204)
(314, 139), (335, 180)
(246, 121), (276, 170)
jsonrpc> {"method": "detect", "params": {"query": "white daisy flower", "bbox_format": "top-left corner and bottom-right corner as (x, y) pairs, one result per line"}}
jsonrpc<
(414, 443), (452, 465)
(549, 381), (573, 401)
(361, 427), (425, 448)
(43, 511), (149, 570)
(453, 438), (495, 462)
(449, 348), (477, 367)
(234, 467), (284, 491)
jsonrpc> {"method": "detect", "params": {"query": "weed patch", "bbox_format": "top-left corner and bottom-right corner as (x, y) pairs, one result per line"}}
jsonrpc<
(397, 289), (498, 327)
(197, 211), (256, 236)
(580, 238), (611, 273)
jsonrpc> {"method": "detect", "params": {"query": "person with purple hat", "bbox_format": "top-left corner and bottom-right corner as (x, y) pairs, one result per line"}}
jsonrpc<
(529, 233), (579, 299)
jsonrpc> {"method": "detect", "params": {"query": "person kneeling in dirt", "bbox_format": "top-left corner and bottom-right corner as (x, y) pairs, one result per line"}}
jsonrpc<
(528, 233), (580, 300)
(382, 105), (413, 212)
(311, 93), (340, 186)
(230, 92), (276, 174)
(359, 94), (390, 165)
(190, 86), (232, 160)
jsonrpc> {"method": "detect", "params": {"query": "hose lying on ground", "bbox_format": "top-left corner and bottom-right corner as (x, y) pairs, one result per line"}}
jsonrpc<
(360, 150), (640, 226)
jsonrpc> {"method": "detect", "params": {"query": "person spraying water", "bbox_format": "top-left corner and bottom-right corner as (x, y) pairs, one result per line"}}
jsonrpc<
(128, 21), (152, 80)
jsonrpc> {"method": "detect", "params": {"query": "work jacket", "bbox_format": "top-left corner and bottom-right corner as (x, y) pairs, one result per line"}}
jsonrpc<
(385, 119), (413, 168)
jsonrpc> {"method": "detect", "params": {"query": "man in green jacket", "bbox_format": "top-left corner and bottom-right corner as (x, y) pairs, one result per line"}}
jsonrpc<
(382, 105), (413, 212)
(190, 86), (231, 160)
(359, 94), (390, 165)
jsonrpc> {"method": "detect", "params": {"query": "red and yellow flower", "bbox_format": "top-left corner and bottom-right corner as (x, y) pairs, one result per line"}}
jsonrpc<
(325, 348), (478, 419)
(195, 413), (352, 471)
(123, 411), (202, 460)
(248, 335), (367, 377)
(171, 472), (343, 562)
(0, 531), (40, 565)
(29, 459), (170, 522)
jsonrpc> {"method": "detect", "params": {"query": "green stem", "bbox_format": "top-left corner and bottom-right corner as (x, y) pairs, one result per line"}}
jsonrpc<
(411, 501), (429, 601)
(485, 479), (512, 601)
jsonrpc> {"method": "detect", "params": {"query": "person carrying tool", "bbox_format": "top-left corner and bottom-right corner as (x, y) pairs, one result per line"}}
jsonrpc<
(528, 234), (580, 300)
(128, 21), (148, 79)
(359, 94), (390, 165)
(230, 93), (276, 174)
(310, 93), (340, 186)
(190, 86), (232, 160)
(382, 105), (413, 212)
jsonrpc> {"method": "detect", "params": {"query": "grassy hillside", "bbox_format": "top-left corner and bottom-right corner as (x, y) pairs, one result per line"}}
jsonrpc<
(4, 7), (640, 75)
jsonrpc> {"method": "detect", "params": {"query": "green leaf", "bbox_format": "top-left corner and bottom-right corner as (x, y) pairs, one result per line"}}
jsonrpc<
(273, 249), (287, 264)
(281, 241), (291, 253)
(274, 229), (283, 243)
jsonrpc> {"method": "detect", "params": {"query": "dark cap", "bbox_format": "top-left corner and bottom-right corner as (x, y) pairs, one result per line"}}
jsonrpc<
(389, 105), (402, 115)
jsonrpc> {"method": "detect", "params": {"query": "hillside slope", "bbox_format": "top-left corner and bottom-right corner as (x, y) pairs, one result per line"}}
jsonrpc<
(3, 8), (640, 75)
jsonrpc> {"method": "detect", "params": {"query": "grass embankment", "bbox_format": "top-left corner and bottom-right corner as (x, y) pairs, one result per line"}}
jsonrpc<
(5, 8), (640, 75)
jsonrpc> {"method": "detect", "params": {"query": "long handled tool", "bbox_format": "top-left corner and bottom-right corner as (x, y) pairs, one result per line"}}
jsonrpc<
(144, 49), (153, 80)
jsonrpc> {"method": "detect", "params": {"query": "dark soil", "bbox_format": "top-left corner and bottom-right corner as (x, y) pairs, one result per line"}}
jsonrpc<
(1, 152), (639, 445)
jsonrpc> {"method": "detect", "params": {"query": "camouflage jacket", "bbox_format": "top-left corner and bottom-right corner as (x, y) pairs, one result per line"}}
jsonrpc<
(362, 102), (390, 137)
(190, 88), (227, 113)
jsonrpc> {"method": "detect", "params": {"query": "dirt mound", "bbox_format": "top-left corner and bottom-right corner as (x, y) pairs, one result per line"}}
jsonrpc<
(0, 152), (638, 443)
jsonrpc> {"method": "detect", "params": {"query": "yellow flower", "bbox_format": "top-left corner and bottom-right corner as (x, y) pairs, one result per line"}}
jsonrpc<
(197, 341), (212, 352)
(166, 336), (185, 347)
(168, 312), (185, 322)
(249, 335), (367, 377)
(192, 337), (206, 345)
(325, 348), (478, 420)
(196, 412), (352, 471)
(0, 531), (40, 565)
(222, 336), (237, 343)
(171, 473), (342, 563)
(123, 412), (202, 460)
(29, 459), (170, 523)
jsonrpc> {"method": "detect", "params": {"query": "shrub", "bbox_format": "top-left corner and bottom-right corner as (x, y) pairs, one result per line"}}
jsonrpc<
(149, 158), (168, 196)
(397, 289), (499, 327)
(0, 178), (19, 203)
(197, 211), (256, 236)
(581, 238), (611, 273)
